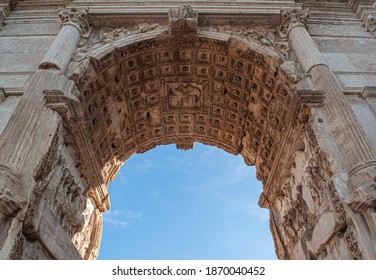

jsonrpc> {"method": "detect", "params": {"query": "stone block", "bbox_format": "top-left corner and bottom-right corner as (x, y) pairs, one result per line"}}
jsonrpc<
(0, 23), (59, 36)
(347, 53), (376, 72)
(0, 75), (29, 89)
(338, 74), (376, 90)
(27, 199), (81, 260)
(321, 53), (357, 72)
(309, 24), (373, 37)
(0, 37), (53, 72)
(314, 37), (376, 54)
(311, 210), (342, 254)
(291, 239), (307, 259)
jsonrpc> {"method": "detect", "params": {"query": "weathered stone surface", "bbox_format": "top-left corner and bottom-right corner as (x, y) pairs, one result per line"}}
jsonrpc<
(0, 0), (376, 260)
(311, 210), (342, 254)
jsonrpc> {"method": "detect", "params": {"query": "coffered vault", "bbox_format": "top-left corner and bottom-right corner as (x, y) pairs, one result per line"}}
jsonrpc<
(0, 0), (376, 260)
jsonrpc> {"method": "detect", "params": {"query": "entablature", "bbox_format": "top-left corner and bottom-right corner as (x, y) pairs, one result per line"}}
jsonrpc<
(64, 0), (302, 28)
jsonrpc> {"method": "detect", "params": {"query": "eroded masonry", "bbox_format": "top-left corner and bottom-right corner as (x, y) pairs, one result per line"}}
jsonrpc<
(1, 0), (376, 259)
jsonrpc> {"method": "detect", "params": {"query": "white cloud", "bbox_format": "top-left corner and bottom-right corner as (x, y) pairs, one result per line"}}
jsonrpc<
(103, 209), (143, 228)
(183, 155), (256, 192)
(148, 189), (160, 197)
(130, 158), (159, 172)
(211, 191), (269, 222)
(124, 210), (143, 221)
(103, 217), (129, 228)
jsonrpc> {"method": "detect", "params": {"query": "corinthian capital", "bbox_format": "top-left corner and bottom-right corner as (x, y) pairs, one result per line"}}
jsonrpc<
(365, 14), (376, 33)
(280, 8), (309, 36)
(58, 7), (90, 36)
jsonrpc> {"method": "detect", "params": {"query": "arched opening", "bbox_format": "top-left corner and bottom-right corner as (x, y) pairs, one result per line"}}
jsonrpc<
(69, 29), (298, 184)
(67, 28), (304, 259)
(97, 143), (276, 259)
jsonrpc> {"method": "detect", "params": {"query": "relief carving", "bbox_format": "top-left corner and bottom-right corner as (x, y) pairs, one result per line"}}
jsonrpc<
(269, 121), (366, 259)
(345, 165), (376, 213)
(167, 82), (202, 110)
(279, 185), (315, 247)
(54, 167), (86, 236)
(30, 132), (87, 238)
(305, 125), (364, 259)
(99, 23), (165, 44)
(72, 198), (102, 259)
(168, 5), (198, 34)
(209, 25), (289, 58)
(305, 158), (324, 208)
(72, 23), (165, 62)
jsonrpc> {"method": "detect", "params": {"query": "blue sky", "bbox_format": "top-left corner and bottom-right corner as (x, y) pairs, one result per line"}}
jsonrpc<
(98, 143), (276, 260)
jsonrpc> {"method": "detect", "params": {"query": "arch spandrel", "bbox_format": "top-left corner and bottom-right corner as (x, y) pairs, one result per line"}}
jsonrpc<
(67, 29), (300, 189)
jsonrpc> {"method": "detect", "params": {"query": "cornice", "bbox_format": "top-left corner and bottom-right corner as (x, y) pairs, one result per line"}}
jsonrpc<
(63, 1), (302, 27)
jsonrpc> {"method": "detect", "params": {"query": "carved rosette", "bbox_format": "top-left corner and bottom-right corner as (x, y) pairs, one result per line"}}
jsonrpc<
(168, 5), (198, 34)
(58, 7), (90, 36)
(280, 8), (310, 36)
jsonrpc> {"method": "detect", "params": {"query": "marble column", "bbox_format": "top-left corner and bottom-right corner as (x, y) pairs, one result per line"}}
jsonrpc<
(40, 8), (89, 71)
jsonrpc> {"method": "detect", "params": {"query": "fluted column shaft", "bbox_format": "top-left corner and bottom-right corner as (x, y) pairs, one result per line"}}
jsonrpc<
(282, 9), (376, 170)
(40, 8), (89, 71)
(282, 9), (376, 259)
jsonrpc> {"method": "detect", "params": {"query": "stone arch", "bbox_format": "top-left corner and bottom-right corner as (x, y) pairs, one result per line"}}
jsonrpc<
(65, 28), (310, 259)
(2, 4), (375, 260)
(68, 29), (301, 188)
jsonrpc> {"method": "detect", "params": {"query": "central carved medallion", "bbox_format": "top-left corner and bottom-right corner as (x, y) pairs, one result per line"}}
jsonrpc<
(166, 82), (202, 111)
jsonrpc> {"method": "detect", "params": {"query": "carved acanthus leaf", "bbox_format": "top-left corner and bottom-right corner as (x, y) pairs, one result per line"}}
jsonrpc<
(58, 7), (90, 36)
(280, 8), (310, 36)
